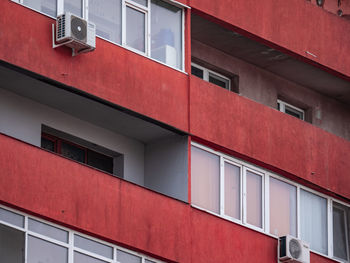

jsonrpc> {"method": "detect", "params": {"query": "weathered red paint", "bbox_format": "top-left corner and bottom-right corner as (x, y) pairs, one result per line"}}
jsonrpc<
(190, 0), (350, 79)
(190, 76), (350, 200)
(0, 134), (338, 263)
(0, 1), (189, 132)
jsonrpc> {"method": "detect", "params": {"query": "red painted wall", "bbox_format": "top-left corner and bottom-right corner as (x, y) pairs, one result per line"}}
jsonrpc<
(0, 134), (337, 263)
(0, 1), (189, 132)
(190, 0), (350, 79)
(190, 76), (350, 200)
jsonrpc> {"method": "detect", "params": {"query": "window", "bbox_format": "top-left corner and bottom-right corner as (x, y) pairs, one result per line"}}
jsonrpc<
(277, 99), (304, 120)
(269, 177), (297, 237)
(300, 189), (328, 254)
(191, 63), (231, 90)
(191, 142), (350, 260)
(333, 203), (350, 262)
(0, 206), (163, 263)
(191, 144), (264, 230)
(16, 0), (184, 70)
(41, 130), (120, 176)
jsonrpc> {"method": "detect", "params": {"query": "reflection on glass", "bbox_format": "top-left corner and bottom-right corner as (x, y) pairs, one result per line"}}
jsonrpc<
(74, 252), (108, 263)
(89, 0), (122, 44)
(74, 235), (113, 259)
(300, 190), (328, 254)
(61, 141), (85, 163)
(224, 162), (240, 219)
(333, 204), (349, 261)
(0, 224), (25, 263)
(126, 7), (145, 52)
(151, 0), (182, 69)
(28, 219), (68, 243)
(0, 207), (24, 228)
(191, 66), (203, 79)
(117, 249), (142, 263)
(27, 236), (68, 263)
(191, 146), (220, 214)
(132, 0), (147, 6)
(269, 177), (296, 237)
(23, 0), (56, 17)
(64, 0), (82, 17)
(246, 170), (262, 228)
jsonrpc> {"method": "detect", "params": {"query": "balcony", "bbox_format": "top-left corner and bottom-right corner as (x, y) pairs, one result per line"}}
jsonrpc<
(0, 133), (338, 263)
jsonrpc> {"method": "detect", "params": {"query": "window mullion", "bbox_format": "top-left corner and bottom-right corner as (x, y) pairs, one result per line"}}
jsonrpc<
(146, 1), (150, 56)
(68, 231), (74, 263)
(220, 157), (225, 216)
(122, 1), (126, 46)
(328, 199), (333, 258)
(83, 0), (88, 19)
(57, 0), (64, 16)
(264, 173), (270, 234)
(24, 216), (28, 263)
(297, 186), (301, 239)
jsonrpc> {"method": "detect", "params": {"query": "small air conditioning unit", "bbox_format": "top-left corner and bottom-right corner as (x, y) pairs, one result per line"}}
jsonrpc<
(55, 12), (95, 55)
(278, 235), (310, 263)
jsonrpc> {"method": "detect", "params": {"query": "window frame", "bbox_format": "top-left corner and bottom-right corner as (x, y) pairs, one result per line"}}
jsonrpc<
(277, 99), (305, 121)
(12, 0), (186, 72)
(41, 132), (115, 175)
(0, 205), (164, 263)
(191, 142), (350, 262)
(332, 202), (350, 263)
(191, 63), (231, 91)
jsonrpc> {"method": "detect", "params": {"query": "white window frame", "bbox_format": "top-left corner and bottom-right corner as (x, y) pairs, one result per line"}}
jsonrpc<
(191, 142), (350, 263)
(191, 63), (231, 91)
(277, 99), (305, 121)
(11, 0), (186, 72)
(0, 205), (164, 263)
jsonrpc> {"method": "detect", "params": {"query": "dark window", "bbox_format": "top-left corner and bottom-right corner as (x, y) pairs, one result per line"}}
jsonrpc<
(41, 133), (114, 174)
(0, 224), (25, 263)
(191, 66), (204, 79)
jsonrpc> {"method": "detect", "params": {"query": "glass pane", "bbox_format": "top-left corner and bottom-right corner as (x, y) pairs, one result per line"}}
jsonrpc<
(89, 0), (122, 44)
(23, 0), (56, 17)
(28, 218), (68, 243)
(209, 73), (229, 90)
(151, 0), (182, 69)
(145, 260), (156, 263)
(74, 235), (113, 259)
(191, 66), (203, 79)
(132, 0), (147, 7)
(126, 7), (145, 52)
(61, 141), (85, 163)
(117, 250), (142, 263)
(333, 204), (349, 261)
(300, 190), (328, 254)
(224, 162), (240, 219)
(27, 235), (68, 263)
(41, 137), (55, 152)
(64, 0), (82, 17)
(285, 105), (303, 120)
(0, 207), (24, 228)
(191, 146), (220, 214)
(246, 170), (262, 228)
(0, 224), (25, 263)
(269, 177), (297, 237)
(87, 150), (113, 174)
(74, 252), (108, 263)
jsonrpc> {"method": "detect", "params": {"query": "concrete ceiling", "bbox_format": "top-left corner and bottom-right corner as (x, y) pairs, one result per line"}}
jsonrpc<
(191, 14), (350, 104)
(0, 64), (178, 143)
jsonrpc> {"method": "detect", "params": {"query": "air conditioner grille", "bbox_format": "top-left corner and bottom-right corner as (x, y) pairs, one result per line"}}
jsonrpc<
(57, 14), (65, 39)
(71, 16), (87, 41)
(289, 239), (302, 259)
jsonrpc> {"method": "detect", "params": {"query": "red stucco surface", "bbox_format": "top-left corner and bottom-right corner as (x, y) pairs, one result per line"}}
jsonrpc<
(0, 1), (189, 132)
(190, 0), (350, 79)
(190, 76), (350, 200)
(0, 134), (338, 263)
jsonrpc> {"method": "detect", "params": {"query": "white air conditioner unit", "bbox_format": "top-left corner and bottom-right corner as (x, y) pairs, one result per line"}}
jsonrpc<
(55, 12), (95, 55)
(278, 235), (310, 263)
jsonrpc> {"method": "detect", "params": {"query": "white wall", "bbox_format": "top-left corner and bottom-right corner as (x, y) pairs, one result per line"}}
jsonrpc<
(144, 136), (188, 202)
(0, 88), (145, 185)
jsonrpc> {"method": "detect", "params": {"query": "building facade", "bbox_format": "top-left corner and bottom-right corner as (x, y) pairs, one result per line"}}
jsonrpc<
(0, 0), (350, 262)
